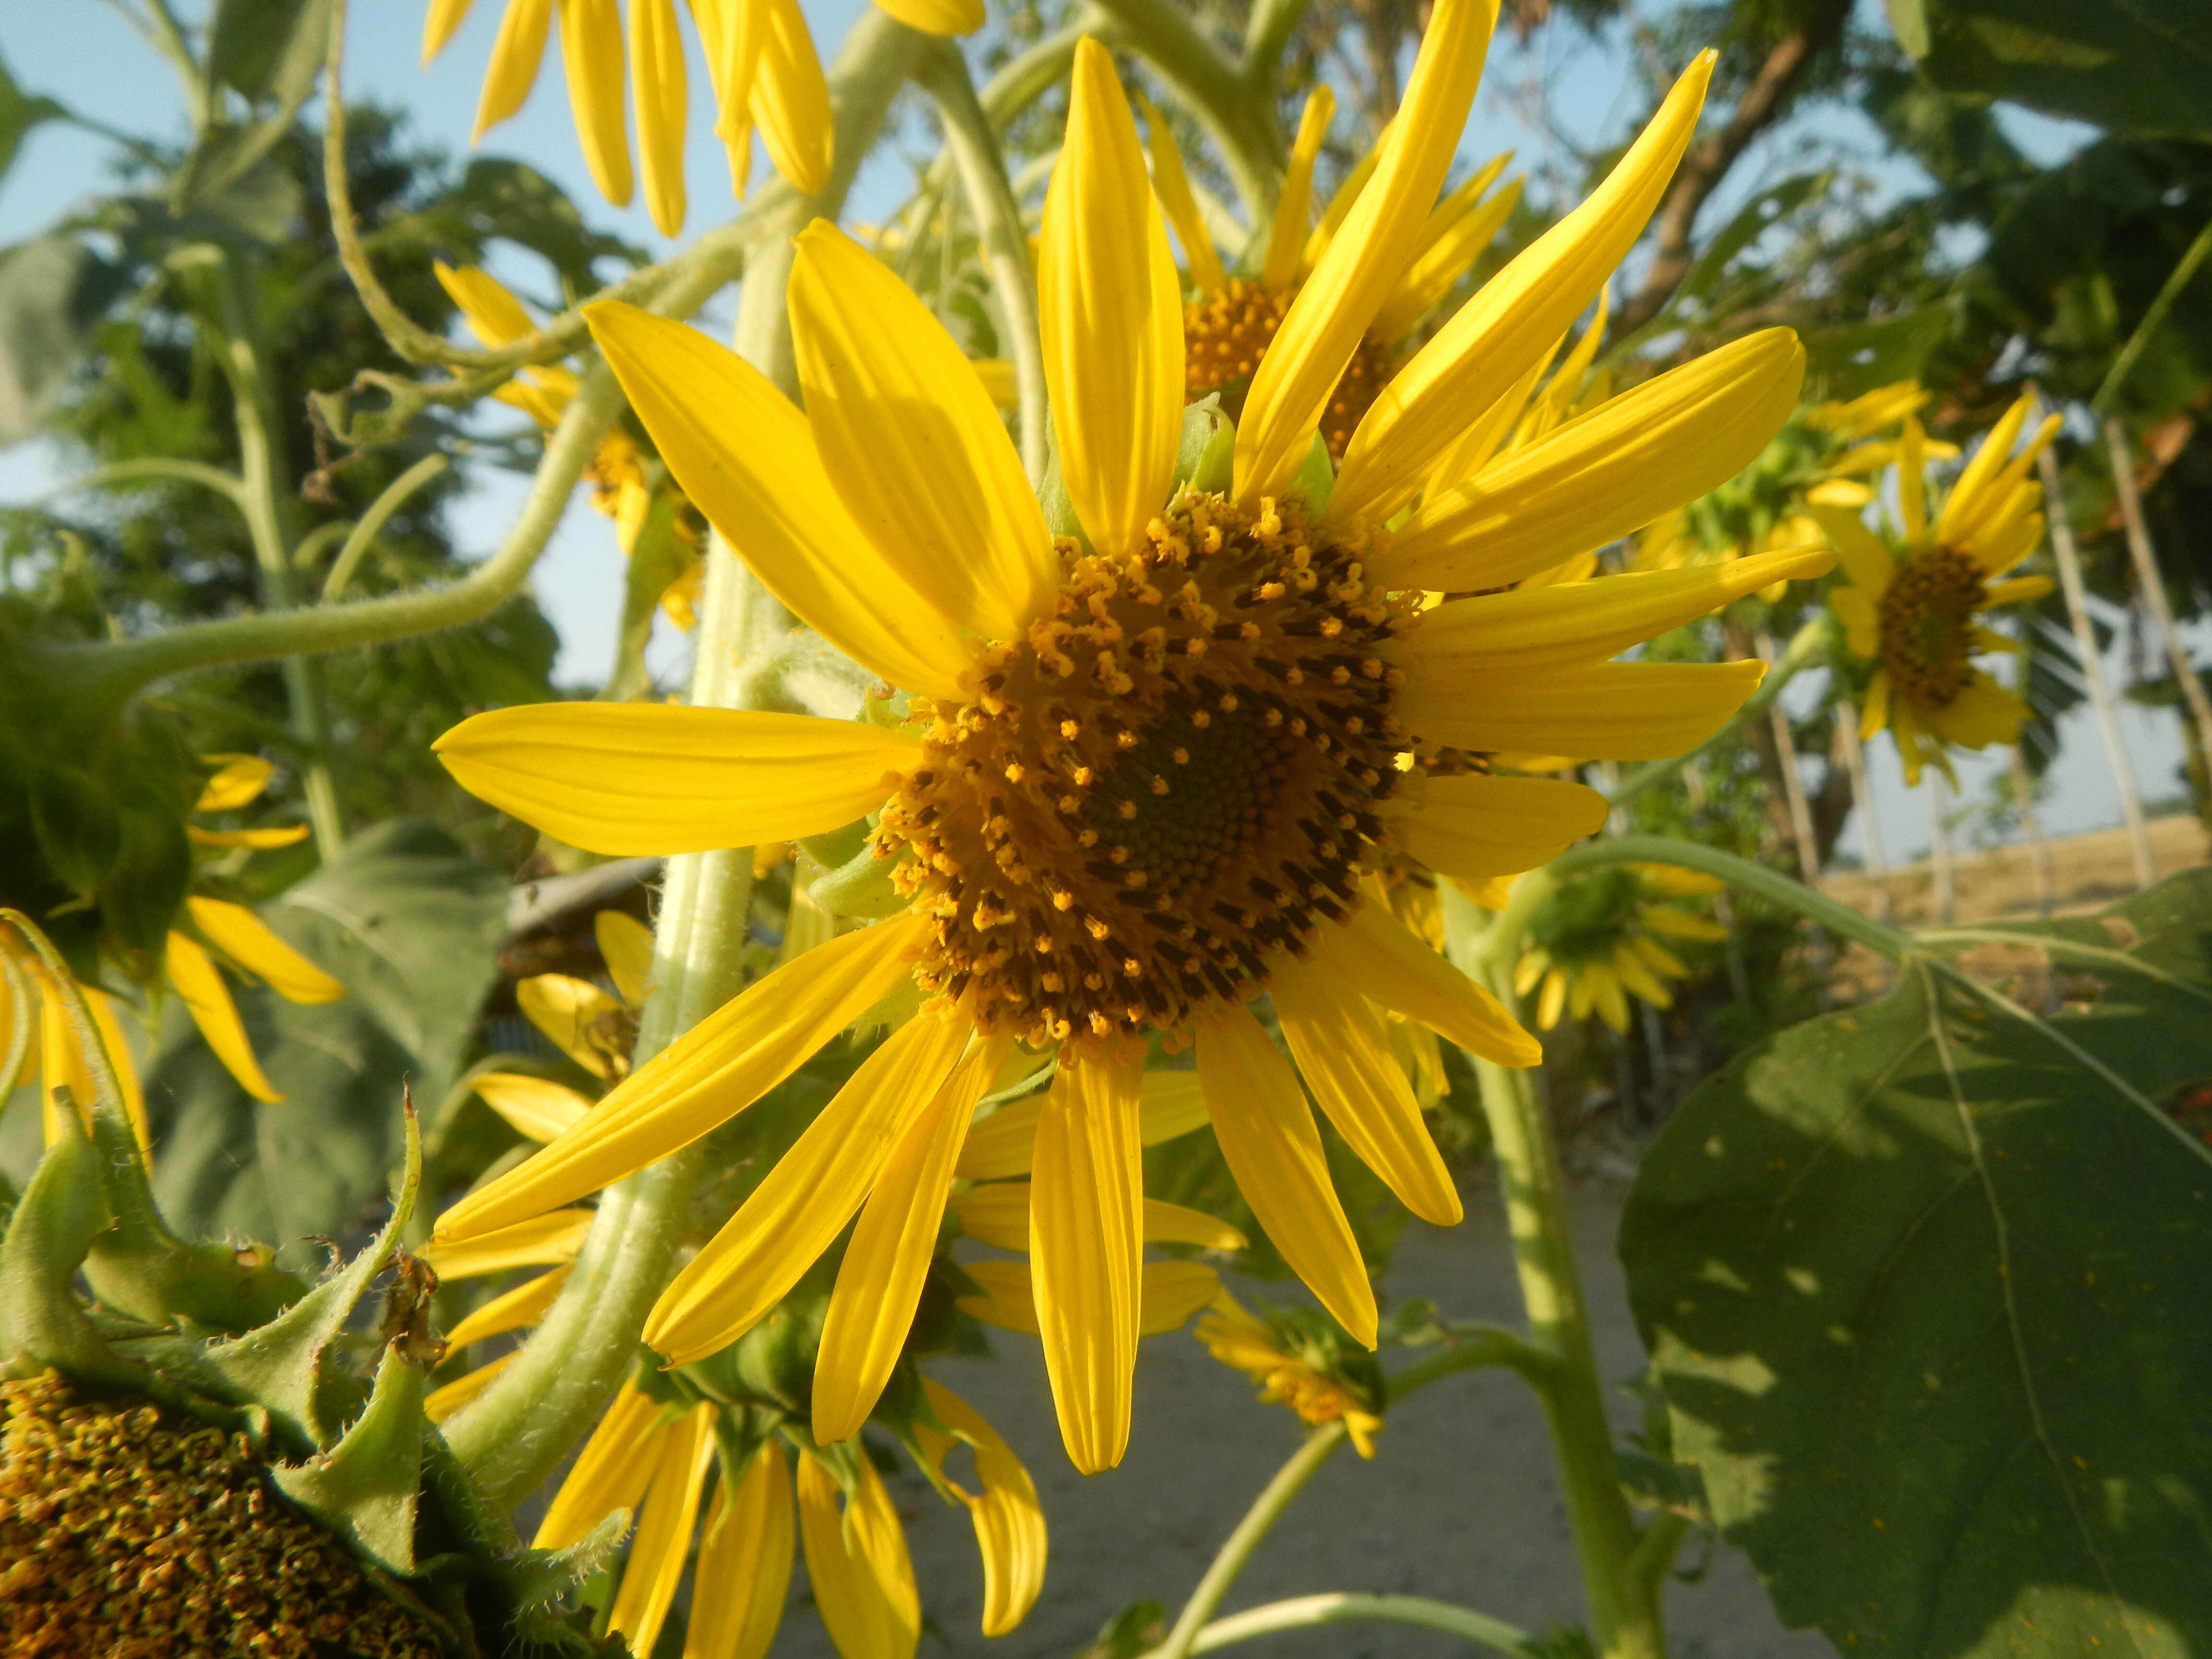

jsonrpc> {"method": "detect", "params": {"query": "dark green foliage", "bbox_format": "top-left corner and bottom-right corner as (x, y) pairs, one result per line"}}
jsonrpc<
(1621, 868), (2212, 1655)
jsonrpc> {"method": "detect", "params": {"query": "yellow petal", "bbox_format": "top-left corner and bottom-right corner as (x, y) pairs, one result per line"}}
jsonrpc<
(443, 1264), (571, 1348)
(1371, 171), (1521, 342)
(1396, 658), (1765, 760)
(1042, 40), (1184, 556)
(1968, 503), (2043, 577)
(1134, 89), (1226, 296)
(686, 1441), (796, 1659)
(1983, 574), (2053, 609)
(1538, 966), (1566, 1030)
(954, 1065), (1207, 1181)
(1585, 961), (1630, 1032)
(435, 264), (538, 351)
(609, 1403), (716, 1657)
(1643, 908), (1726, 943)
(425, 1353), (513, 1423)
(185, 896), (344, 1007)
(1630, 933), (1689, 978)
(957, 1259), (1044, 1334)
(951, 1182), (1243, 1253)
(585, 301), (973, 697)
(473, 0), (553, 140)
(1810, 502), (1896, 597)
(791, 224), (1056, 644)
(1401, 542), (1833, 671)
(437, 914), (925, 1243)
(423, 1208), (592, 1279)
(1376, 329), (1805, 592)
(1029, 1048), (1144, 1474)
(1330, 52), (1713, 527)
(1262, 85), (1334, 290)
(797, 1453), (921, 1659)
(1236, 0), (1497, 504)
(1946, 412), (2058, 550)
(813, 1031), (1008, 1443)
(958, 1259), (1228, 1338)
(1401, 772), (1606, 880)
(1322, 905), (1539, 1068)
(473, 1071), (594, 1141)
(873, 0), (985, 34)
(186, 824), (312, 850)
(516, 973), (629, 1082)
(1270, 950), (1461, 1225)
(1897, 414), (1927, 544)
(194, 753), (272, 812)
(32, 973), (93, 1145)
(749, 0), (832, 195)
(914, 1380), (1045, 1636)
(693, 0), (765, 199)
(628, 0), (687, 236)
(1612, 943), (1671, 1009)
(646, 1006), (970, 1365)
(1925, 672), (2026, 748)
(534, 1380), (671, 1549)
(165, 932), (282, 1104)
(75, 988), (145, 1154)
(595, 910), (656, 1009)
(423, 0), (475, 60)
(1302, 127), (1389, 275)
(1197, 1007), (1376, 1344)
(439, 703), (913, 858)
(554, 0), (631, 205)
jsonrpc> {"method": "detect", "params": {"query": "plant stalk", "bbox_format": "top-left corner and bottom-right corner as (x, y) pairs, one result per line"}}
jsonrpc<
(1608, 615), (1830, 814)
(1085, 0), (1285, 224)
(1183, 1593), (1536, 1658)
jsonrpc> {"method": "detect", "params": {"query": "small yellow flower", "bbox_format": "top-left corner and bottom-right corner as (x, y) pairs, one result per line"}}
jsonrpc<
(1195, 1292), (1384, 1457)
(1513, 863), (1726, 1033)
(428, 10), (1827, 1474)
(1815, 393), (2059, 786)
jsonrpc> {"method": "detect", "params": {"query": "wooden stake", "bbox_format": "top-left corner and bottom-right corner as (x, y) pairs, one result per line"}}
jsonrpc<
(2034, 411), (2157, 890)
(1927, 770), (1956, 926)
(1832, 699), (1889, 917)
(2104, 417), (2212, 804)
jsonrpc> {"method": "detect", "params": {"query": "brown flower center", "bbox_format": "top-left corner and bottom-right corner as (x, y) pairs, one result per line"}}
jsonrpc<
(878, 491), (1418, 1046)
(1184, 279), (1394, 461)
(1876, 544), (1984, 709)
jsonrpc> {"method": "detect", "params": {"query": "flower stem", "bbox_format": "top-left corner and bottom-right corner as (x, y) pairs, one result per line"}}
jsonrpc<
(1085, 0), (1285, 224)
(920, 39), (1049, 485)
(1180, 1592), (1536, 1658)
(1153, 1422), (1348, 1659)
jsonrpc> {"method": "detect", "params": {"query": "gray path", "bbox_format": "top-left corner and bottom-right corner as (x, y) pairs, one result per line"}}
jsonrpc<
(772, 1176), (1831, 1659)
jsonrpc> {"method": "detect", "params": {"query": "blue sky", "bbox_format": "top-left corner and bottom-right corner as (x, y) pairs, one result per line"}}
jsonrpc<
(0, 1), (2183, 858)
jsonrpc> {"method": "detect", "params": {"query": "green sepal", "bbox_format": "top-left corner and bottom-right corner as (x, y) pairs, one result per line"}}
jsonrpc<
(0, 1111), (132, 1386)
(272, 1338), (428, 1575)
(809, 843), (910, 920)
(204, 1097), (421, 1448)
(1174, 395), (1233, 494)
(1036, 422), (1095, 551)
(1292, 429), (1334, 514)
(81, 1104), (305, 1333)
(798, 817), (871, 871)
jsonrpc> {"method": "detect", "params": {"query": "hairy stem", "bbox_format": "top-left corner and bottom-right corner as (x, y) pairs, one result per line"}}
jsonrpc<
(1183, 1593), (1536, 1658)
(922, 39), (1049, 484)
(1086, 0), (1284, 225)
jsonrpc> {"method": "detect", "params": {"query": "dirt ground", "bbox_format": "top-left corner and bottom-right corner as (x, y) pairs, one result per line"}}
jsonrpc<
(1821, 811), (2207, 927)
(771, 1176), (1827, 1659)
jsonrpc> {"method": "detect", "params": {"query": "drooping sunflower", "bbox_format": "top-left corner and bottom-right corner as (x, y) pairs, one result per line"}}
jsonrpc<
(1194, 1290), (1386, 1457)
(437, 264), (710, 629)
(1144, 84), (1520, 457)
(431, 5), (1826, 1473)
(1512, 862), (1727, 1033)
(1814, 392), (2058, 785)
(5, 754), (344, 1131)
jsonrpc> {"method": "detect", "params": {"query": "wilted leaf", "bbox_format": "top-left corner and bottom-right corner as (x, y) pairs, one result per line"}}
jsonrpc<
(1621, 868), (2212, 1656)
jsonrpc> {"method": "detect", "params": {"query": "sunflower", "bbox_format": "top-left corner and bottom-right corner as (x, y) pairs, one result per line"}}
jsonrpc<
(431, 8), (1826, 1473)
(1194, 1290), (1385, 1457)
(4, 754), (344, 1136)
(1512, 862), (1726, 1033)
(1814, 392), (2058, 785)
(1144, 85), (1521, 458)
(515, 1362), (1039, 1659)
(438, 264), (709, 629)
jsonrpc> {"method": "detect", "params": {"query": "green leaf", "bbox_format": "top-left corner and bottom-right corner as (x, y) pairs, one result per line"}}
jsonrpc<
(1620, 869), (2212, 1657)
(1671, 172), (1832, 313)
(0, 232), (130, 448)
(416, 157), (646, 292)
(0, 50), (64, 190)
(206, 0), (334, 107)
(1800, 303), (1952, 402)
(146, 820), (505, 1246)
(1900, 0), (2212, 142)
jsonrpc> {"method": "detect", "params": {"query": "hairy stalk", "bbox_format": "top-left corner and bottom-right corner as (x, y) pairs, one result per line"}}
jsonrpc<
(921, 39), (1049, 484)
(211, 254), (345, 856)
(1240, 0), (1314, 86)
(1183, 1593), (1536, 1658)
(443, 8), (928, 1504)
(322, 454), (450, 601)
(2091, 211), (2212, 418)
(1147, 1322), (1555, 1659)
(1607, 614), (1831, 815)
